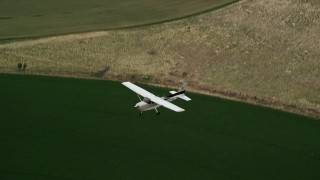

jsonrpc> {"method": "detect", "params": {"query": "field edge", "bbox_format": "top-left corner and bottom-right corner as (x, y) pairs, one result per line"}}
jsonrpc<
(2, 72), (319, 120)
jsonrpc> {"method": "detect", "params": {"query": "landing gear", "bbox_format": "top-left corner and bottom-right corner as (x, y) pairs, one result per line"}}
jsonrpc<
(139, 111), (142, 116)
(155, 108), (160, 116)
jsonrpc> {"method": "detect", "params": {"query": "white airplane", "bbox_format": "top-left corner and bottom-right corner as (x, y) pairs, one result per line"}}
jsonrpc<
(122, 82), (191, 115)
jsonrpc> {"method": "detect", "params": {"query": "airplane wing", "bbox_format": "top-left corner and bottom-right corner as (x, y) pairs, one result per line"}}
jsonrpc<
(150, 96), (185, 112)
(122, 82), (185, 112)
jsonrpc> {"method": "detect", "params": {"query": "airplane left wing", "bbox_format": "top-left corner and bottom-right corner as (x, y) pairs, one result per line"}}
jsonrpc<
(122, 82), (185, 112)
(122, 82), (156, 98)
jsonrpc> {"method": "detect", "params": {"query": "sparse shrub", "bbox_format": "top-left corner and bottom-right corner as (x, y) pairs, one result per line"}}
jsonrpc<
(182, 72), (188, 77)
(91, 66), (110, 78)
(17, 63), (22, 69)
(147, 49), (157, 56)
(142, 75), (150, 80)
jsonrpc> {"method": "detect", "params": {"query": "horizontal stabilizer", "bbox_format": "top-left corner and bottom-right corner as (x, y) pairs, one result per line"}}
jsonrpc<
(169, 91), (191, 101)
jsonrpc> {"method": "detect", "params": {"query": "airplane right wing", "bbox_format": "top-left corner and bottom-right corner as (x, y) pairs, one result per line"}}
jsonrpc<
(149, 96), (185, 112)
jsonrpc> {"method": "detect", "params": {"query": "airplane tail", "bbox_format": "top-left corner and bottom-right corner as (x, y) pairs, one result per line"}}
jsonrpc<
(168, 82), (191, 101)
(178, 82), (188, 92)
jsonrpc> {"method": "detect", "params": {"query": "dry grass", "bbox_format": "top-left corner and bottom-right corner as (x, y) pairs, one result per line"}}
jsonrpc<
(0, 0), (319, 117)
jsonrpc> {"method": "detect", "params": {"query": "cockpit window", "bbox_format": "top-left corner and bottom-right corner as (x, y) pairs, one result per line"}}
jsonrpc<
(143, 97), (152, 104)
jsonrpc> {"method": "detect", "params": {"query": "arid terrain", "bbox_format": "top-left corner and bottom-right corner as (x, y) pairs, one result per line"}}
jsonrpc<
(1, 0), (319, 118)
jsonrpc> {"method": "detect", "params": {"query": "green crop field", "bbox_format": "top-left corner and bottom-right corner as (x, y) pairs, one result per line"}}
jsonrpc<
(0, 0), (236, 39)
(1, 73), (319, 179)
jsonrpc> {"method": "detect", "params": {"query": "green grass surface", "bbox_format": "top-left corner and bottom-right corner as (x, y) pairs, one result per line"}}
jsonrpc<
(0, 74), (319, 179)
(0, 0), (236, 39)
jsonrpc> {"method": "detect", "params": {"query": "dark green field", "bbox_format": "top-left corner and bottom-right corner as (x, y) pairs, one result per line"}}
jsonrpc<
(0, 74), (319, 179)
(0, 0), (236, 40)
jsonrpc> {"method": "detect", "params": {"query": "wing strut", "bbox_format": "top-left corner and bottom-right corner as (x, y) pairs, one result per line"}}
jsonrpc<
(137, 94), (142, 101)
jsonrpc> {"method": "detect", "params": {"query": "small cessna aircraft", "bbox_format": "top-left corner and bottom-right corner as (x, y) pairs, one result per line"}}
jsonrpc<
(122, 82), (191, 115)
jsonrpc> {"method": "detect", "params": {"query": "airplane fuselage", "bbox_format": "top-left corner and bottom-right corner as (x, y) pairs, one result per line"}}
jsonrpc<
(122, 81), (190, 114)
(135, 96), (177, 111)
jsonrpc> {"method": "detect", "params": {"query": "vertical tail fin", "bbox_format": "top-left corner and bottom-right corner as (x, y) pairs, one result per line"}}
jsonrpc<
(178, 82), (188, 92)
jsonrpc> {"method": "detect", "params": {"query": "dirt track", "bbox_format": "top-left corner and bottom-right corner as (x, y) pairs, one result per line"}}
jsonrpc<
(0, 32), (109, 49)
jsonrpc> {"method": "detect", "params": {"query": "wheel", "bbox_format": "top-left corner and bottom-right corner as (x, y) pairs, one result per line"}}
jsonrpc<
(157, 112), (160, 116)
(139, 112), (142, 116)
